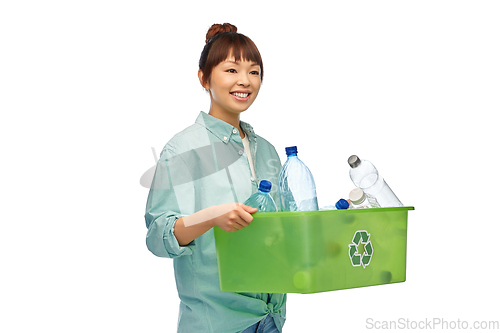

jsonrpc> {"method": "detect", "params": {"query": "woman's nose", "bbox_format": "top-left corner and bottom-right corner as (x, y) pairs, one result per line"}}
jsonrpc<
(237, 73), (250, 86)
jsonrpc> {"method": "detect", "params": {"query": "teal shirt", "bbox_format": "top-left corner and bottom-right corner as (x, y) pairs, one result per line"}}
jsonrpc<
(145, 111), (286, 333)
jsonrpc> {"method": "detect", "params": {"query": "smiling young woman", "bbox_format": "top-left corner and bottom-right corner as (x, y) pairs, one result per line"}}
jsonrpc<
(199, 57), (261, 136)
(145, 23), (285, 333)
(198, 23), (264, 139)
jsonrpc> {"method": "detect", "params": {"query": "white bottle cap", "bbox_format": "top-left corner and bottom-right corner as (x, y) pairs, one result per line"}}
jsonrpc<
(349, 188), (366, 205)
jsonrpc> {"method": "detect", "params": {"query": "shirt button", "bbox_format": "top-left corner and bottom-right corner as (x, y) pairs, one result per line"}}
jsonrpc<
(232, 129), (237, 134)
(238, 150), (243, 155)
(223, 136), (228, 141)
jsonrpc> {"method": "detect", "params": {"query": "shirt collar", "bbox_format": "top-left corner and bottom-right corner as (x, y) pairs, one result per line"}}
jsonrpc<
(240, 120), (256, 138)
(196, 111), (256, 144)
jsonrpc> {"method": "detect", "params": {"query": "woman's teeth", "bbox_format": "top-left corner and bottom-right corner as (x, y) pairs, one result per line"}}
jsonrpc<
(231, 92), (249, 98)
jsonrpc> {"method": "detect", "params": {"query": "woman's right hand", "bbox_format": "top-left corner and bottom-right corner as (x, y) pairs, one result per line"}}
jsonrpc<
(175, 203), (258, 246)
(211, 203), (258, 232)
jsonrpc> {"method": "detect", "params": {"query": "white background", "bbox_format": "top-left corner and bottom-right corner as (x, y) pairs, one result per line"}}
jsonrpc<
(1, 1), (499, 332)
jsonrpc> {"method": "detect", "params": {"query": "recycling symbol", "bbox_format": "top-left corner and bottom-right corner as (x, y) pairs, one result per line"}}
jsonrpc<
(348, 230), (373, 268)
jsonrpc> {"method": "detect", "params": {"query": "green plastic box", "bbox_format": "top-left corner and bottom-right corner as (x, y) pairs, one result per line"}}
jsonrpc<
(214, 207), (414, 294)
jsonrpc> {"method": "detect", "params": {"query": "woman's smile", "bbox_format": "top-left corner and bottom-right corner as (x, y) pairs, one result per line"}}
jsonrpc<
(230, 90), (251, 101)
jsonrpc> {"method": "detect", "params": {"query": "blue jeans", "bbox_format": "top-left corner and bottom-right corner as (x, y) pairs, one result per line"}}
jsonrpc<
(240, 316), (280, 333)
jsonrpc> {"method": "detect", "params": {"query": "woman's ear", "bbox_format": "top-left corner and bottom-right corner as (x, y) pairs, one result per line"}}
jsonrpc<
(198, 69), (209, 90)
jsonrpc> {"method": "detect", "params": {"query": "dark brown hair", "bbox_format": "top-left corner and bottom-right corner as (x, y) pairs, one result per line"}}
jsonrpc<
(199, 23), (264, 87)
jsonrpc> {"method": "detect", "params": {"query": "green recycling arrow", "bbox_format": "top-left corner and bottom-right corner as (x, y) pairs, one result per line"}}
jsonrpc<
(349, 230), (373, 268)
(365, 242), (373, 256)
(349, 244), (357, 258)
(353, 232), (361, 246)
(361, 254), (371, 267)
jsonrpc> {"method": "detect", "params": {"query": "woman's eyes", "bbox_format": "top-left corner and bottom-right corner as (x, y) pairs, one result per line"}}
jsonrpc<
(226, 69), (260, 75)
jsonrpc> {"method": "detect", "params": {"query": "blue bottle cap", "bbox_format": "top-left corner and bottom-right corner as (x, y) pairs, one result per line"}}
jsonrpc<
(258, 180), (272, 192)
(285, 146), (298, 156)
(335, 199), (350, 210)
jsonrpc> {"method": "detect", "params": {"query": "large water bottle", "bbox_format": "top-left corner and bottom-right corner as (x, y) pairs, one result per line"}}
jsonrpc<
(278, 146), (319, 211)
(347, 155), (403, 207)
(243, 180), (278, 212)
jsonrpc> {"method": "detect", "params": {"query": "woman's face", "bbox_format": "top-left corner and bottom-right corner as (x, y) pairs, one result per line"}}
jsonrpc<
(203, 55), (261, 118)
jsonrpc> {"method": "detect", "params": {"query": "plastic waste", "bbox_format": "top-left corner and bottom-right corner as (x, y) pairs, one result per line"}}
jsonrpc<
(278, 146), (319, 211)
(348, 155), (403, 208)
(243, 180), (278, 212)
(320, 199), (350, 210)
(349, 188), (380, 209)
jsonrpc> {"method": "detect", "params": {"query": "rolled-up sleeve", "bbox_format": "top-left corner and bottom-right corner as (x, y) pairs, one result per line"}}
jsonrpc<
(145, 146), (195, 258)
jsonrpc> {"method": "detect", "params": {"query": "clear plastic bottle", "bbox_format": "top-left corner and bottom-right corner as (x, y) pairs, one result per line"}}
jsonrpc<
(243, 180), (278, 212)
(349, 188), (380, 209)
(348, 155), (403, 207)
(320, 199), (350, 210)
(278, 146), (319, 212)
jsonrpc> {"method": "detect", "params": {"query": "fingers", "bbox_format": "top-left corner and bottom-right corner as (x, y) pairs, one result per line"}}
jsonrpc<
(236, 204), (256, 224)
(224, 204), (254, 232)
(222, 219), (246, 232)
(239, 203), (258, 214)
(209, 203), (258, 232)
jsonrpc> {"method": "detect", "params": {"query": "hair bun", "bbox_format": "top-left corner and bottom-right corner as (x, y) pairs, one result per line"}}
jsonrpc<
(205, 23), (237, 43)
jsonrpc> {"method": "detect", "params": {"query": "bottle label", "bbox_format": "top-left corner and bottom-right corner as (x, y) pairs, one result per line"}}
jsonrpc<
(365, 193), (381, 208)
